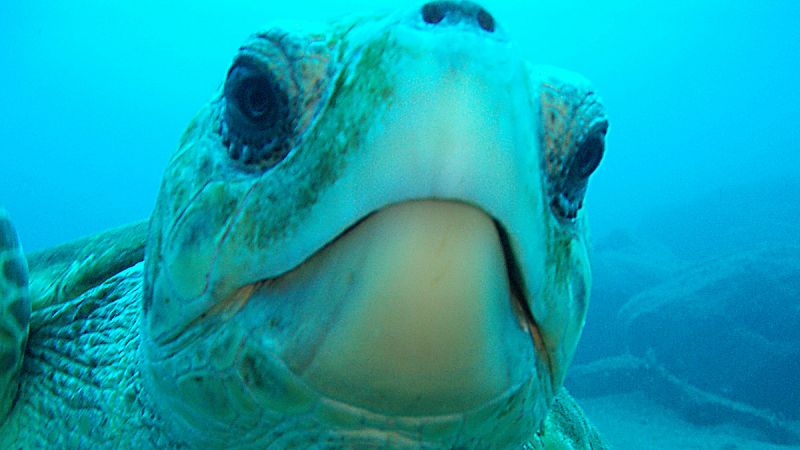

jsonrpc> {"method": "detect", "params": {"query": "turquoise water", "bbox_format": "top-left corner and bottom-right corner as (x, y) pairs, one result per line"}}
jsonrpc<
(1, 0), (799, 447)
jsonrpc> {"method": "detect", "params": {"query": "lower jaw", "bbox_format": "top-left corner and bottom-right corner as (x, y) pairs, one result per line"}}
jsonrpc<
(271, 373), (545, 449)
(144, 337), (549, 450)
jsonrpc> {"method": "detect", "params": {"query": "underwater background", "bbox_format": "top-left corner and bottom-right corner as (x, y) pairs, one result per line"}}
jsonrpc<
(1, 0), (798, 448)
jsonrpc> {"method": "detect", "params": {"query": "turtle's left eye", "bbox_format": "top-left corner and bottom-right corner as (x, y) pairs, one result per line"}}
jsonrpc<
(538, 75), (608, 222)
(551, 121), (607, 220)
(222, 57), (293, 166)
(569, 123), (607, 181)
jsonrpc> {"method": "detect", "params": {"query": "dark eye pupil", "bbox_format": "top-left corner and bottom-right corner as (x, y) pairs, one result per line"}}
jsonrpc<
(572, 133), (605, 179)
(237, 76), (278, 124)
(243, 82), (269, 118)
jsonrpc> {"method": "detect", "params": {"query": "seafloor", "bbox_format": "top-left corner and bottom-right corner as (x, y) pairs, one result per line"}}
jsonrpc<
(580, 392), (800, 450)
(568, 177), (800, 449)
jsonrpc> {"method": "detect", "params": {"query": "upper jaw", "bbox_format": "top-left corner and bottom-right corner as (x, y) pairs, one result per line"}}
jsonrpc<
(208, 33), (540, 297)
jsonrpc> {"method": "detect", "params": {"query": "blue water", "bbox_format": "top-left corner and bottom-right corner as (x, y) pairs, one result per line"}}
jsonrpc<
(1, 0), (799, 447)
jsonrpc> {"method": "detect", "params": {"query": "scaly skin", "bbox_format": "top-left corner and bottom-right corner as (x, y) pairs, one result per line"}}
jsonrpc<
(1, 3), (609, 448)
(0, 263), (168, 448)
(0, 210), (30, 421)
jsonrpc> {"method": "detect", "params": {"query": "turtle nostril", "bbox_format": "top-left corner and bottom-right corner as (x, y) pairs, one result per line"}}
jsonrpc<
(476, 7), (495, 32)
(420, 1), (497, 33)
(422, 2), (446, 24)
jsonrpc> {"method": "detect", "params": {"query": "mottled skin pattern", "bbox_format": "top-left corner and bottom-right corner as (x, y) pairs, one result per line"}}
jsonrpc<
(0, 211), (30, 420)
(0, 3), (608, 449)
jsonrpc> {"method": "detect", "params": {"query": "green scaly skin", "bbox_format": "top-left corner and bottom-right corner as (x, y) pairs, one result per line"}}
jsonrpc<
(1, 5), (609, 448)
(0, 210), (31, 423)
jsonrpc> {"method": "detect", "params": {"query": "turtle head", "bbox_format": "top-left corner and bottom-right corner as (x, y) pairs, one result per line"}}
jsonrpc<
(141, 3), (607, 447)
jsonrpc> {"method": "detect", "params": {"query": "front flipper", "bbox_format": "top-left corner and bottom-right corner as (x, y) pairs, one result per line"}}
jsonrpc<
(0, 210), (30, 424)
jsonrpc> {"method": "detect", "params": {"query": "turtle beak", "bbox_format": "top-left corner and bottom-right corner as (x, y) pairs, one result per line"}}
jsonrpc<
(248, 200), (538, 416)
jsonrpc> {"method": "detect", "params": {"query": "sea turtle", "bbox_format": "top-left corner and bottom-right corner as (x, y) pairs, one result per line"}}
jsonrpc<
(0, 2), (608, 448)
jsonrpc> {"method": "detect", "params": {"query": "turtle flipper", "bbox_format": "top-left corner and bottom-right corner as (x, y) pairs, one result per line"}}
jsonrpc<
(0, 210), (30, 423)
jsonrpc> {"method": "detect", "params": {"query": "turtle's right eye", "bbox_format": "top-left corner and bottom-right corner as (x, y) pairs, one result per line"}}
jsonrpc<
(222, 57), (293, 166)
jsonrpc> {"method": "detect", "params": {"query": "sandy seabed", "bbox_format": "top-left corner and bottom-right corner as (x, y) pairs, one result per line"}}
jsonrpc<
(578, 393), (800, 450)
